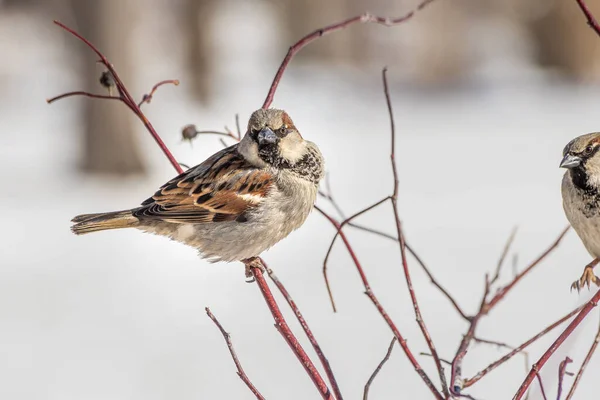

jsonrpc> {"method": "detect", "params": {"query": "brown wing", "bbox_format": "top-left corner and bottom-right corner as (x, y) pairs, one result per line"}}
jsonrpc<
(133, 145), (274, 224)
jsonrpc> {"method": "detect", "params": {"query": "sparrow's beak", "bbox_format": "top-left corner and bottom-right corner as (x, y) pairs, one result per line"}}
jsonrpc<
(560, 154), (582, 169)
(257, 128), (277, 146)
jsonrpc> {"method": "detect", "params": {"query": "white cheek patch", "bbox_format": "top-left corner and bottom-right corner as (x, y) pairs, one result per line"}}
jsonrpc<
(238, 136), (268, 168)
(279, 137), (307, 163)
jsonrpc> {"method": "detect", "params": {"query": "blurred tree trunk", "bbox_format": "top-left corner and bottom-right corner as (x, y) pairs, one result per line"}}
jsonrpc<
(183, 0), (214, 104)
(70, 0), (146, 175)
(530, 0), (600, 81)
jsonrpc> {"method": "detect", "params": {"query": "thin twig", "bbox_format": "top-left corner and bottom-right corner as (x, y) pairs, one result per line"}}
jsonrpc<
(575, 0), (600, 37)
(262, 0), (438, 109)
(464, 304), (584, 388)
(205, 307), (265, 400)
(317, 176), (468, 322)
(487, 227), (570, 311)
(382, 68), (449, 397)
(266, 262), (343, 400)
(556, 357), (573, 400)
(419, 352), (453, 366)
(46, 91), (123, 104)
(536, 373), (549, 400)
(318, 185), (468, 322)
(451, 276), (491, 396)
(316, 207), (443, 400)
(322, 197), (391, 312)
(138, 79), (180, 107)
(490, 227), (518, 286)
(451, 227), (570, 397)
(50, 21), (183, 174)
(513, 288), (600, 400)
(405, 243), (471, 322)
(248, 261), (334, 400)
(363, 338), (396, 400)
(565, 311), (600, 400)
(235, 113), (242, 140)
(472, 336), (531, 387)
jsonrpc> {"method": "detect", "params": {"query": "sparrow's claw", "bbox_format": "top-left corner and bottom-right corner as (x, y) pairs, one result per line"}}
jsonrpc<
(243, 257), (265, 283)
(571, 265), (600, 292)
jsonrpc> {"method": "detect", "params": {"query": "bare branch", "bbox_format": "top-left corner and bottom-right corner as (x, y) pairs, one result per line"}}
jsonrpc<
(247, 260), (334, 399)
(138, 79), (180, 107)
(205, 307), (265, 400)
(50, 21), (183, 174)
(575, 0), (600, 37)
(363, 338), (396, 400)
(557, 357), (573, 400)
(513, 288), (600, 400)
(266, 262), (343, 400)
(262, 0), (438, 109)
(565, 311), (600, 400)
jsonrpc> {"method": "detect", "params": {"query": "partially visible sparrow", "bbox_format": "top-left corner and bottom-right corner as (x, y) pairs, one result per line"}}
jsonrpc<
(560, 132), (600, 290)
(71, 109), (324, 272)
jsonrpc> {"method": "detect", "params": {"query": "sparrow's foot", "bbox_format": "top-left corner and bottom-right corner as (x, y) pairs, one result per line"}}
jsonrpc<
(243, 257), (265, 283)
(571, 259), (600, 292)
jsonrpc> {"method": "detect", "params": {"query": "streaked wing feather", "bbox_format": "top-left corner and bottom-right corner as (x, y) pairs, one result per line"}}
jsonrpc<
(134, 145), (274, 223)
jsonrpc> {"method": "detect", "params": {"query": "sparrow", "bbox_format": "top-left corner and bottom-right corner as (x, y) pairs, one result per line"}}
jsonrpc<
(71, 109), (324, 271)
(560, 132), (600, 290)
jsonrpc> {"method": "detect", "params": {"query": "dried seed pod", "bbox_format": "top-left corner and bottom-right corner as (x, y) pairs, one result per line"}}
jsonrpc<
(181, 124), (198, 141)
(99, 71), (116, 94)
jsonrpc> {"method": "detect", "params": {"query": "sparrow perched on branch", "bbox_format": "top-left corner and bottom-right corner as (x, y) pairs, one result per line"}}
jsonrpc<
(560, 132), (600, 290)
(71, 109), (324, 267)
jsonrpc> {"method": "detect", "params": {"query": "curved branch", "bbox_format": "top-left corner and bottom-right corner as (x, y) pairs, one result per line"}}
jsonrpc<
(205, 307), (265, 400)
(262, 0), (438, 109)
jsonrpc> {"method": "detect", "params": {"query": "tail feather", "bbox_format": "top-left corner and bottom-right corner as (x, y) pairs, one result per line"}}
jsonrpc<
(71, 210), (139, 235)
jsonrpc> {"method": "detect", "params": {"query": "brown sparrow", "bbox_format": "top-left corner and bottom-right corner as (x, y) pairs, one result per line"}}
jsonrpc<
(560, 132), (600, 290)
(71, 109), (324, 268)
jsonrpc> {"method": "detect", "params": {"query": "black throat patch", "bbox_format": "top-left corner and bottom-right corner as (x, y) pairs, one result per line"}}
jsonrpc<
(259, 146), (322, 184)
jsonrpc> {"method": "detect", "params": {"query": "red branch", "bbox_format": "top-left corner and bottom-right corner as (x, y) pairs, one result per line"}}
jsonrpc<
(49, 21), (183, 174)
(382, 68), (449, 397)
(205, 307), (265, 400)
(464, 304), (584, 388)
(322, 197), (391, 312)
(316, 207), (443, 400)
(314, 68), (444, 399)
(486, 226), (569, 311)
(575, 0), (600, 37)
(262, 0), (437, 109)
(513, 288), (600, 400)
(565, 311), (600, 400)
(249, 262), (333, 399)
(451, 227), (569, 397)
(265, 261), (343, 400)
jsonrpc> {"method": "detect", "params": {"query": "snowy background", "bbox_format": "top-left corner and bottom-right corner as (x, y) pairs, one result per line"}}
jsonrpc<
(1, 1), (600, 399)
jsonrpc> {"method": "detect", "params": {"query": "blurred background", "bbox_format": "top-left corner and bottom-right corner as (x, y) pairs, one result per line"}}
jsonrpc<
(2, 0), (600, 398)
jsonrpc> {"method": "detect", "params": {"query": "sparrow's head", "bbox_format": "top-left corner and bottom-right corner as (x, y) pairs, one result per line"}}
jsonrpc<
(561, 132), (600, 191)
(238, 108), (323, 183)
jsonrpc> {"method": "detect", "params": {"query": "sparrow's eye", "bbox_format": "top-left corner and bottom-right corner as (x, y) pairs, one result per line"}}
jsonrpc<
(276, 125), (288, 137)
(584, 144), (595, 156)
